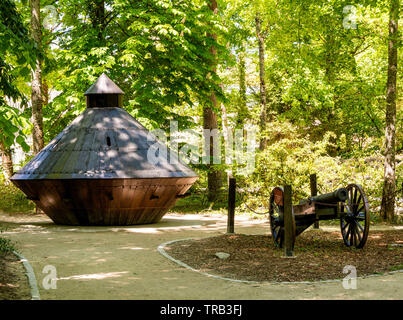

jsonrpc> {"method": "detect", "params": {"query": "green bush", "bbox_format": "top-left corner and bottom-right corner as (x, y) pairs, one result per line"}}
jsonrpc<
(0, 237), (15, 254)
(0, 227), (16, 254)
(241, 120), (401, 219)
(0, 181), (35, 214)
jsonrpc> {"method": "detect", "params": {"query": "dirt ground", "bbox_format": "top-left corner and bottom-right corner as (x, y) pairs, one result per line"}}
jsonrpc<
(0, 252), (31, 300)
(0, 211), (402, 300)
(165, 231), (403, 282)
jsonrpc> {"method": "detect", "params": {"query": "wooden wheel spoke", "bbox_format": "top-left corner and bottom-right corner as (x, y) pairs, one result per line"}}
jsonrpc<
(353, 189), (357, 205)
(355, 220), (364, 233)
(350, 223), (355, 245)
(342, 220), (350, 230)
(345, 224), (352, 244)
(354, 222), (363, 242)
(356, 195), (362, 206)
(352, 224), (357, 246)
(347, 191), (353, 212)
(356, 206), (365, 215)
(356, 213), (366, 221)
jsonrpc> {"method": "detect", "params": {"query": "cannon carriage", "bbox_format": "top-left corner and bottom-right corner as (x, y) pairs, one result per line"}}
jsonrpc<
(269, 183), (370, 249)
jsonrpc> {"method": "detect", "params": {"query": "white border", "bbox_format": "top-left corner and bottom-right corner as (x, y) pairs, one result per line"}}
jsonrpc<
(13, 251), (40, 300)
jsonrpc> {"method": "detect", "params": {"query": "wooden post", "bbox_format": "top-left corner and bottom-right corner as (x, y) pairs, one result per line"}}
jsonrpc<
(227, 177), (236, 234)
(310, 174), (319, 229)
(283, 184), (294, 257)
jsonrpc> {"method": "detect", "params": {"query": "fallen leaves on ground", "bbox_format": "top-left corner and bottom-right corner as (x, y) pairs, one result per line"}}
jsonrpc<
(165, 230), (403, 282)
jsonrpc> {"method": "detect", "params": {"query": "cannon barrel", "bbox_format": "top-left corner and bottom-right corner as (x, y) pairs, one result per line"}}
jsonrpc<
(309, 188), (348, 203)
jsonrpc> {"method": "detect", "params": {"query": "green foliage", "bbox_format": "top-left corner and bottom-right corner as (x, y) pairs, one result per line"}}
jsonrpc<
(224, 0), (399, 146)
(0, 0), (401, 223)
(0, 0), (35, 150)
(0, 104), (30, 152)
(389, 264), (403, 272)
(44, 0), (227, 142)
(0, 181), (35, 214)
(0, 237), (15, 254)
(243, 120), (388, 213)
(0, 225), (15, 254)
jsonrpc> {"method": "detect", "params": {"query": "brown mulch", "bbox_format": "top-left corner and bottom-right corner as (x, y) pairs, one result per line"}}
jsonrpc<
(0, 253), (30, 300)
(165, 230), (403, 282)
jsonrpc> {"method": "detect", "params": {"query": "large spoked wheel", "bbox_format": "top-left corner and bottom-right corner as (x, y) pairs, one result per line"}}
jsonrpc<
(340, 183), (370, 249)
(269, 187), (295, 249)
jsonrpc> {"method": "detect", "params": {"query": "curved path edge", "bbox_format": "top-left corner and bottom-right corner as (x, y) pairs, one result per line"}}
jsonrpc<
(13, 251), (40, 300)
(158, 238), (403, 286)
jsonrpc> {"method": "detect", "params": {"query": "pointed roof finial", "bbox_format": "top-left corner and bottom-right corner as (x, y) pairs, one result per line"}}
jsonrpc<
(84, 73), (124, 95)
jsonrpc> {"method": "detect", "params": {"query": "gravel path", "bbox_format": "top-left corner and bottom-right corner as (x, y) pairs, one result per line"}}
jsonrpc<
(1, 212), (402, 300)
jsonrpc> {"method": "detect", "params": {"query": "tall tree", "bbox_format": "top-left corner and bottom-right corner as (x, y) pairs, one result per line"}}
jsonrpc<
(255, 13), (267, 150)
(381, 0), (399, 222)
(204, 0), (222, 201)
(236, 42), (247, 127)
(0, 141), (13, 180)
(49, 0), (224, 131)
(0, 0), (33, 180)
(30, 0), (44, 154)
(87, 0), (107, 43)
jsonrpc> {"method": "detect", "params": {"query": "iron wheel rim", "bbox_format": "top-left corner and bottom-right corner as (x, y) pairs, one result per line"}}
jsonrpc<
(340, 183), (370, 248)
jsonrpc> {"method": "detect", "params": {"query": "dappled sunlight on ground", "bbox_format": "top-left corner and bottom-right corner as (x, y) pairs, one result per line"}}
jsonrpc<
(58, 271), (129, 281)
(1, 211), (402, 299)
(118, 246), (145, 250)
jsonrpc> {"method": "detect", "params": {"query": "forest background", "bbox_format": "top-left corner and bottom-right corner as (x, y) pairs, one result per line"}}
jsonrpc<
(0, 0), (401, 223)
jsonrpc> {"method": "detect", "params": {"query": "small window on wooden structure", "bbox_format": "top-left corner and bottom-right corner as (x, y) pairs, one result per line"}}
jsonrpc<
(84, 73), (124, 108)
(86, 94), (122, 108)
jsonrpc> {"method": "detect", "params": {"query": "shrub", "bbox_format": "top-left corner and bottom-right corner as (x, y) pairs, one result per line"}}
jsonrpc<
(0, 181), (35, 213)
(0, 227), (15, 254)
(241, 120), (399, 219)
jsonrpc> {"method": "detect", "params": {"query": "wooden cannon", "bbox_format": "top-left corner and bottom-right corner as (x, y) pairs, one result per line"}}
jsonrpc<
(269, 183), (370, 250)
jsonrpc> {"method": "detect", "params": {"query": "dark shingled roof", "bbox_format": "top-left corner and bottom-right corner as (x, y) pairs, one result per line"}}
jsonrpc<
(84, 73), (124, 95)
(11, 108), (197, 180)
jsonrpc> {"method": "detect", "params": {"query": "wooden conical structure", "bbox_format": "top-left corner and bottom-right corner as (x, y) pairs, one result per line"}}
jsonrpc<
(11, 74), (198, 225)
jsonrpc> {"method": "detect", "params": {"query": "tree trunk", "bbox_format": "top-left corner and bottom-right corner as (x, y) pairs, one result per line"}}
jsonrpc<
(0, 141), (13, 181)
(30, 0), (44, 154)
(237, 43), (247, 127)
(256, 14), (267, 150)
(89, 0), (106, 43)
(42, 77), (49, 106)
(204, 0), (222, 202)
(221, 99), (232, 184)
(380, 0), (399, 222)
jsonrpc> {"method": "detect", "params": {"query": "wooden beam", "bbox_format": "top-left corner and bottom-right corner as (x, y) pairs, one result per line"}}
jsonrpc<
(283, 185), (294, 257)
(227, 177), (236, 234)
(310, 173), (319, 229)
